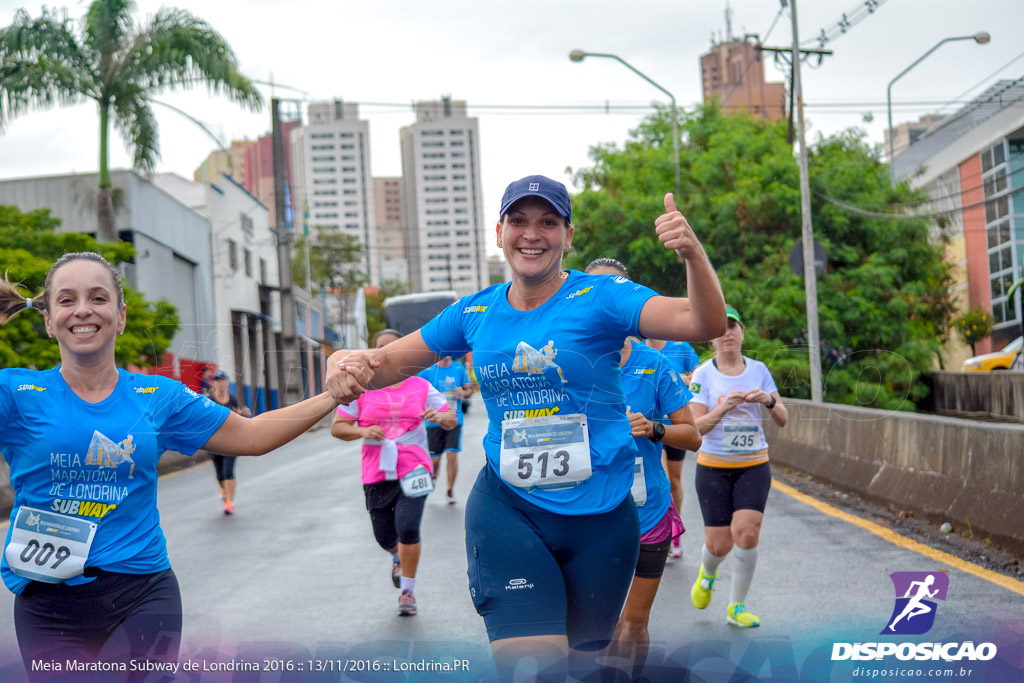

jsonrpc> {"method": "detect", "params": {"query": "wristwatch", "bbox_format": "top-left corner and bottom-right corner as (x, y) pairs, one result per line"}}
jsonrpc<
(649, 422), (666, 443)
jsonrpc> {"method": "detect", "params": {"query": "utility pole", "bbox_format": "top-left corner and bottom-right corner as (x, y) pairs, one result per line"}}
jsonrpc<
(757, 9), (831, 403)
(272, 98), (303, 406)
(790, 0), (823, 403)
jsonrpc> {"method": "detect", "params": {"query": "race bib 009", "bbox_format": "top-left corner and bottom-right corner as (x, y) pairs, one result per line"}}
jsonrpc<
(5, 506), (97, 583)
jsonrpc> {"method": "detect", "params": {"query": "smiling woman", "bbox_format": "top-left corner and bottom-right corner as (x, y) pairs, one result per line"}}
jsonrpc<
(0, 251), (360, 681)
(325, 175), (726, 681)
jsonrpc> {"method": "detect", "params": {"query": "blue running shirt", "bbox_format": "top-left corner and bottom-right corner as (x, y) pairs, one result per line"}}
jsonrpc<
(620, 342), (693, 533)
(0, 367), (230, 594)
(417, 362), (471, 427)
(652, 340), (701, 375)
(420, 270), (658, 515)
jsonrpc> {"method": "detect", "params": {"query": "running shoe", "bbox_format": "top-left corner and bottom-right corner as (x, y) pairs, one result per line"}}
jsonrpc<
(691, 563), (718, 609)
(727, 602), (760, 628)
(446, 489), (457, 505)
(223, 500), (234, 515)
(398, 590), (417, 616)
(671, 540), (682, 559)
(391, 560), (401, 588)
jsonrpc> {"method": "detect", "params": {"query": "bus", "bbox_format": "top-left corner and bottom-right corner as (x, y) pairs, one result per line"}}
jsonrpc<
(383, 290), (458, 336)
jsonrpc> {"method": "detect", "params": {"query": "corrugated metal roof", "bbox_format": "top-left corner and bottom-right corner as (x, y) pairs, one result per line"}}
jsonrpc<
(892, 77), (1024, 179)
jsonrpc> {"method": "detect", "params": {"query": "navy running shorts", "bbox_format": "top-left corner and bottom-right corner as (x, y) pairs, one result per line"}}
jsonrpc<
(464, 465), (640, 650)
(694, 461), (772, 527)
(427, 425), (463, 455)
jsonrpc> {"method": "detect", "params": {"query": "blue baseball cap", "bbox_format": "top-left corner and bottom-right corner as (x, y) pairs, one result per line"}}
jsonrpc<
(499, 175), (572, 222)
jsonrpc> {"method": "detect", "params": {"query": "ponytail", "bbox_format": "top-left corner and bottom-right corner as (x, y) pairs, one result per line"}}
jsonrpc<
(0, 272), (42, 325)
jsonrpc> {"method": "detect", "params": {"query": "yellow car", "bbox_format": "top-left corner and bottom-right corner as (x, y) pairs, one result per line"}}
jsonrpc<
(961, 336), (1022, 372)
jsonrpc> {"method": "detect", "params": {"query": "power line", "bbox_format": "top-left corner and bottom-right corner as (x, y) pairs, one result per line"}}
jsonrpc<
(807, 0), (889, 49)
(819, 183), (1024, 221)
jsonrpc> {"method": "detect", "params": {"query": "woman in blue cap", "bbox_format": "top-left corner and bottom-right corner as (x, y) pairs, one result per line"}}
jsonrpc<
(330, 175), (725, 680)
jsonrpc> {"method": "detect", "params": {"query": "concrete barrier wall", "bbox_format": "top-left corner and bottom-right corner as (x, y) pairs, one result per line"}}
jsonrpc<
(765, 399), (1024, 553)
(927, 371), (1024, 423)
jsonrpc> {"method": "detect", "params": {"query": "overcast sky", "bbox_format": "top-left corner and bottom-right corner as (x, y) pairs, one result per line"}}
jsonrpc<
(1, 0), (1021, 248)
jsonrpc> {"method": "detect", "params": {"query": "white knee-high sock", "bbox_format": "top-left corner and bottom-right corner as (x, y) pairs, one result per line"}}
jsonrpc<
(729, 546), (758, 604)
(701, 544), (726, 577)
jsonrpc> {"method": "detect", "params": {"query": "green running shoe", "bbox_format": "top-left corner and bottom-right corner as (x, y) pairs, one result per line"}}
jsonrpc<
(691, 563), (718, 609)
(727, 602), (760, 628)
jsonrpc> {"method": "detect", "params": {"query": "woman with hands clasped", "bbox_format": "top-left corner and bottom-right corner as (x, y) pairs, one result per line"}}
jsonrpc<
(329, 177), (725, 681)
(686, 305), (788, 629)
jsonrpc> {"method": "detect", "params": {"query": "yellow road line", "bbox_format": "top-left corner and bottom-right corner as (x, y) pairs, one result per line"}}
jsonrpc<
(772, 478), (1024, 597)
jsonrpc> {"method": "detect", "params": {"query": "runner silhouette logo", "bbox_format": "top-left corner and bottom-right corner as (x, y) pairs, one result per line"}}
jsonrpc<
(882, 570), (949, 635)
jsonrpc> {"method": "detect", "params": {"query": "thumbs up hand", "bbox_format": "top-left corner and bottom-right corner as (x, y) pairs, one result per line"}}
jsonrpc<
(654, 192), (701, 262)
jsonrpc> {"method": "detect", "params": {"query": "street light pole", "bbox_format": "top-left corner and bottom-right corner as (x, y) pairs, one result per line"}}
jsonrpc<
(887, 32), (990, 187)
(790, 0), (823, 403)
(569, 50), (680, 198)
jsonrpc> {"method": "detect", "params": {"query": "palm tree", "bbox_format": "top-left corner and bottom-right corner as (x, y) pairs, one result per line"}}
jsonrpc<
(0, 0), (262, 241)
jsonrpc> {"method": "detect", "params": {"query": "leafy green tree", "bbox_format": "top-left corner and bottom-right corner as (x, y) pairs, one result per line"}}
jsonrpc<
(0, 204), (179, 369)
(365, 278), (412, 343)
(566, 104), (955, 410)
(0, 0), (262, 242)
(292, 225), (368, 330)
(952, 307), (992, 356)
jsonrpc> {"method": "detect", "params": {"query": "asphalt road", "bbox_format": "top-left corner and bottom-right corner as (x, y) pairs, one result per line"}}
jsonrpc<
(0, 405), (1022, 682)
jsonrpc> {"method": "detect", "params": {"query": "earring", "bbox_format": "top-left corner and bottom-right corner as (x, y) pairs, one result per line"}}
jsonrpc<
(497, 241), (503, 248)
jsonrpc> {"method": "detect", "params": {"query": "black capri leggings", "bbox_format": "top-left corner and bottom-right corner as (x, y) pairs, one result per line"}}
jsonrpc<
(211, 454), (237, 481)
(364, 480), (427, 549)
(14, 568), (182, 682)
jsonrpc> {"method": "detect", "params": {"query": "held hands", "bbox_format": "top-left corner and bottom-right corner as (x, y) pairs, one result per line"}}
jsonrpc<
(655, 193), (702, 262)
(326, 349), (380, 405)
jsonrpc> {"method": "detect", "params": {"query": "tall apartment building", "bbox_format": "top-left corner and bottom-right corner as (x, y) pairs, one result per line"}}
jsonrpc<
(373, 177), (408, 284)
(400, 98), (487, 295)
(242, 120), (299, 228)
(700, 36), (786, 120)
(291, 100), (378, 286)
(194, 139), (253, 184)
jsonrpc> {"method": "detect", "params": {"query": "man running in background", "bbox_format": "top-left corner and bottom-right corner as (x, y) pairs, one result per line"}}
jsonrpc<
(418, 356), (473, 504)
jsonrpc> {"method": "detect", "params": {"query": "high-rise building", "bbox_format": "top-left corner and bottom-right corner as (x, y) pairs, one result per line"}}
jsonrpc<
(291, 100), (378, 286)
(700, 36), (786, 120)
(373, 177), (408, 284)
(242, 120), (299, 228)
(194, 140), (252, 184)
(400, 97), (487, 295)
